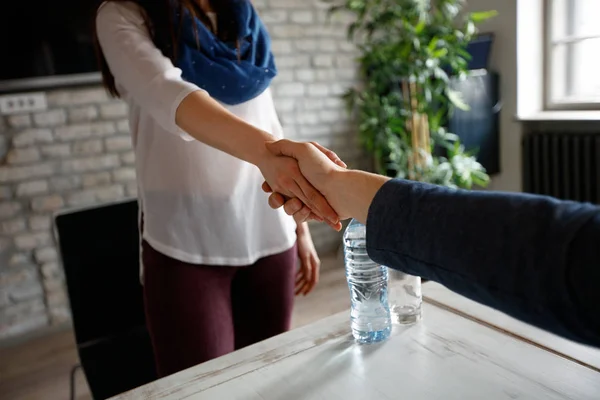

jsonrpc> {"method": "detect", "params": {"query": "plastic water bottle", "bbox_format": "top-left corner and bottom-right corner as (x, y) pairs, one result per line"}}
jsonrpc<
(343, 219), (391, 344)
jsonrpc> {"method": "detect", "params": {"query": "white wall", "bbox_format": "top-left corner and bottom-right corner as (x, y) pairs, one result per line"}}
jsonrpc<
(465, 0), (522, 192)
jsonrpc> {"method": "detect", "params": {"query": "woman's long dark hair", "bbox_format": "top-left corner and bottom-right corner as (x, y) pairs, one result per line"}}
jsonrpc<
(93, 0), (242, 98)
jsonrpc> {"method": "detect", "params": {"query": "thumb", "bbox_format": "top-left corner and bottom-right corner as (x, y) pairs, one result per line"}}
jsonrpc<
(265, 139), (296, 158)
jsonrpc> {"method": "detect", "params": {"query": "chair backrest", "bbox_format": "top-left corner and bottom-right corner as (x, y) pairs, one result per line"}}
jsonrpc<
(54, 199), (157, 399)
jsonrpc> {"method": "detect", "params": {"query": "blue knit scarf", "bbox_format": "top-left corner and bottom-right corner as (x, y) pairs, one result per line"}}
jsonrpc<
(174, 1), (277, 105)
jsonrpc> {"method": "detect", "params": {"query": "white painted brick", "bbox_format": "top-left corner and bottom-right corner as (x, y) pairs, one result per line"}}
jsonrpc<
(9, 253), (31, 266)
(6, 148), (41, 165)
(54, 122), (116, 141)
(116, 119), (130, 133)
(266, 0), (298, 8)
(312, 55), (335, 68)
(279, 113), (297, 125)
(316, 69), (338, 81)
(66, 190), (96, 207)
(105, 136), (132, 152)
(44, 277), (64, 293)
(126, 182), (138, 197)
(73, 139), (103, 155)
(271, 40), (294, 54)
(282, 125), (298, 137)
(121, 151), (136, 165)
(61, 154), (120, 174)
(113, 167), (136, 183)
(0, 312), (48, 339)
(49, 306), (71, 325)
(1, 218), (26, 235)
(33, 110), (67, 128)
(8, 280), (44, 303)
(324, 97), (345, 108)
(276, 83), (305, 97)
(319, 109), (344, 123)
(46, 88), (109, 107)
(299, 125), (332, 137)
(294, 39), (318, 52)
(339, 41), (356, 52)
(0, 163), (56, 183)
(312, 25), (347, 38)
(0, 186), (12, 200)
(318, 39), (338, 52)
(335, 54), (356, 68)
(337, 68), (358, 80)
(330, 83), (348, 95)
(69, 105), (98, 122)
(12, 129), (53, 147)
(0, 202), (22, 219)
(31, 194), (65, 212)
(16, 180), (49, 197)
(290, 10), (314, 24)
(35, 247), (58, 264)
(300, 98), (325, 110)
(275, 70), (295, 82)
(15, 231), (51, 250)
(29, 215), (51, 231)
(40, 144), (71, 158)
(0, 267), (36, 287)
(274, 98), (296, 113)
(82, 172), (111, 188)
(260, 10), (287, 23)
(308, 83), (330, 97)
(41, 261), (62, 279)
(7, 114), (32, 128)
(275, 55), (311, 68)
(50, 176), (81, 191)
(100, 102), (129, 119)
(295, 69), (317, 82)
(271, 25), (305, 38)
(297, 111), (320, 125)
(96, 185), (125, 202)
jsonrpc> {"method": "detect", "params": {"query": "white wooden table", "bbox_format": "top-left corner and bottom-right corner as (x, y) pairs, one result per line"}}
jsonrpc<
(112, 285), (600, 400)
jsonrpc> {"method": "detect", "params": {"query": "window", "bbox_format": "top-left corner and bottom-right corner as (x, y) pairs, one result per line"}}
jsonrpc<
(546, 0), (600, 109)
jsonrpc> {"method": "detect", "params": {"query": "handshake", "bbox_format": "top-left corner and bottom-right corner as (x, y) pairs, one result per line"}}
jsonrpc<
(258, 139), (389, 229)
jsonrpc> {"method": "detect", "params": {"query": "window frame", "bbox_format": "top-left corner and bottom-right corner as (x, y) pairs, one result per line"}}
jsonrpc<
(544, 0), (600, 110)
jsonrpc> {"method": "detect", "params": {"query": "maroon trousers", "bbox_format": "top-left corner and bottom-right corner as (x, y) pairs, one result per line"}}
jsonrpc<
(142, 240), (297, 378)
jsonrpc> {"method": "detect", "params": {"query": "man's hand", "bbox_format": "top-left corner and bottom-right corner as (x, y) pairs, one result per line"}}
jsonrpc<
(262, 140), (350, 228)
(263, 139), (391, 225)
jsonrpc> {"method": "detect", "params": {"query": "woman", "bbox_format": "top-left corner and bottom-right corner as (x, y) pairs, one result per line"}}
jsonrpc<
(94, 0), (343, 377)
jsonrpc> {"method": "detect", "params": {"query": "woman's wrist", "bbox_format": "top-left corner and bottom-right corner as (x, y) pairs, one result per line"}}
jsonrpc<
(243, 128), (277, 166)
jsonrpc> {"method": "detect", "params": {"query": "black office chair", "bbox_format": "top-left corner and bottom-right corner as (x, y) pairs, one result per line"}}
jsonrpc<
(53, 199), (157, 399)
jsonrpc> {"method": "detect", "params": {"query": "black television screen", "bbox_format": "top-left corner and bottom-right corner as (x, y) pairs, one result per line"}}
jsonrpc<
(0, 1), (101, 92)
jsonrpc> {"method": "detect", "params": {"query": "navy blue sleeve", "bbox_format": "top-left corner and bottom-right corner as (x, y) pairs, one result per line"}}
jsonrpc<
(366, 179), (600, 347)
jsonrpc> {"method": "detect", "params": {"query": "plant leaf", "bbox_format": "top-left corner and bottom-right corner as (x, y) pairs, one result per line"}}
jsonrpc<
(470, 10), (498, 23)
(446, 88), (470, 111)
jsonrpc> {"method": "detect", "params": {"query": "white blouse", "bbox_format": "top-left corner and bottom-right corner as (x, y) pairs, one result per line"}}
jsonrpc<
(96, 1), (297, 265)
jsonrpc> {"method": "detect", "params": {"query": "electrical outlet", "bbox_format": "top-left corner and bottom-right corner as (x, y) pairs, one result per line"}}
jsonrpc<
(0, 93), (47, 115)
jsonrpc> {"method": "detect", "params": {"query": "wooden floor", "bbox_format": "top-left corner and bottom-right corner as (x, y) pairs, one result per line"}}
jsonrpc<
(0, 256), (348, 400)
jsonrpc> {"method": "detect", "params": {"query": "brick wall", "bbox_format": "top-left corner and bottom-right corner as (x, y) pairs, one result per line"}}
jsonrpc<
(0, 0), (361, 340)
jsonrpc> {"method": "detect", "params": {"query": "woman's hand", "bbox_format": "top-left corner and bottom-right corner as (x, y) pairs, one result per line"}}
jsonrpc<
(261, 141), (347, 230)
(296, 222), (320, 296)
(255, 149), (341, 230)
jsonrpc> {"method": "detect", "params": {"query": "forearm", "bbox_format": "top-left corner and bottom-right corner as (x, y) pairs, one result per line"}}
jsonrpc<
(325, 169), (390, 223)
(365, 179), (600, 346)
(176, 90), (273, 165)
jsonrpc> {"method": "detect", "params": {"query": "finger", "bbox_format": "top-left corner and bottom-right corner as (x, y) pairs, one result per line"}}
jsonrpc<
(307, 212), (324, 222)
(283, 198), (303, 216)
(301, 256), (312, 295)
(293, 206), (312, 224)
(310, 142), (347, 168)
(262, 181), (273, 193)
(268, 193), (285, 209)
(290, 177), (339, 227)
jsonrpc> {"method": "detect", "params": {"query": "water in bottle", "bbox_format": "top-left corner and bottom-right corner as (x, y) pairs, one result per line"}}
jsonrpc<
(343, 219), (391, 344)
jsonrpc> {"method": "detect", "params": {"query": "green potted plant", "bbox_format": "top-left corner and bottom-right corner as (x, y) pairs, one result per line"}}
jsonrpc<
(329, 0), (497, 189)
